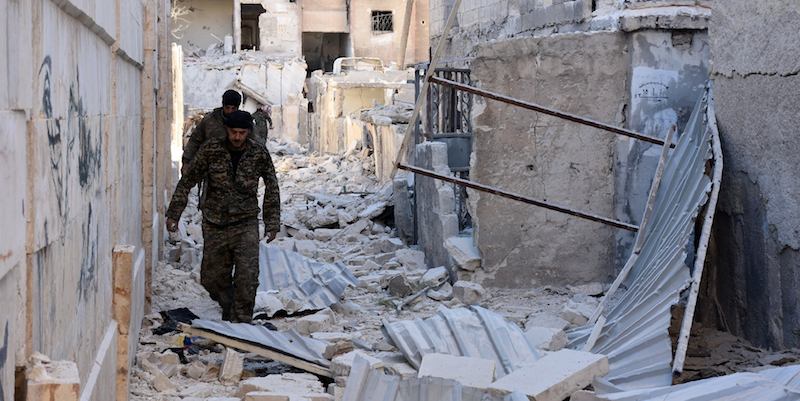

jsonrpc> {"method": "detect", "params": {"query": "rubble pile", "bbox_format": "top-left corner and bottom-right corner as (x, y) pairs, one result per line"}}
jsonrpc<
(131, 137), (797, 400)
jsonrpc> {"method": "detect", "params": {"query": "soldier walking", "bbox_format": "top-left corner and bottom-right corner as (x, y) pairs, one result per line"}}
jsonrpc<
(252, 102), (273, 143)
(166, 110), (280, 323)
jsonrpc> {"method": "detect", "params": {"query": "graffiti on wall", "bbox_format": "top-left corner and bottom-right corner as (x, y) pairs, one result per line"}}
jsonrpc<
(39, 56), (68, 242)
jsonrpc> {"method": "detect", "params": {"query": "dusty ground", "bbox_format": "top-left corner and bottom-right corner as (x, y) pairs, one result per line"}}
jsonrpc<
(129, 137), (798, 400)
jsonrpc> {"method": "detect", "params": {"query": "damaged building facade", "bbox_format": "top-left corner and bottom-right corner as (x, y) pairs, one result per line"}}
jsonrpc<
(0, 0), (174, 399)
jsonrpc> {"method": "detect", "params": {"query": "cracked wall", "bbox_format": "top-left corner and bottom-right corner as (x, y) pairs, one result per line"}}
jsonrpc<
(701, 0), (800, 350)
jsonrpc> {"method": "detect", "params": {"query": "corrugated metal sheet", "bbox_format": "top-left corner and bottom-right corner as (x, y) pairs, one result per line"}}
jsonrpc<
(343, 354), (530, 401)
(588, 365), (800, 401)
(190, 319), (331, 367)
(567, 86), (722, 391)
(381, 305), (539, 378)
(257, 243), (359, 315)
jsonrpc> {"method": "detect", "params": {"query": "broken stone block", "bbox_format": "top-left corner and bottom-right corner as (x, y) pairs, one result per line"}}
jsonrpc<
(153, 370), (175, 392)
(373, 252), (395, 265)
(219, 347), (244, 384)
(244, 392), (333, 400)
(381, 237), (404, 253)
(235, 373), (326, 398)
(444, 237), (481, 271)
(418, 353), (495, 390)
(568, 282), (604, 297)
(525, 326), (568, 351)
(427, 282), (453, 301)
(186, 360), (207, 379)
(488, 349), (609, 401)
(295, 308), (334, 336)
(331, 350), (384, 377)
(419, 266), (448, 287)
(362, 259), (380, 271)
(295, 239), (317, 258)
(25, 353), (80, 401)
(525, 312), (571, 331)
(311, 332), (356, 359)
(452, 281), (486, 305)
(314, 228), (339, 241)
(562, 300), (596, 326)
(200, 364), (220, 382)
(186, 222), (203, 241)
(381, 354), (418, 380)
(386, 274), (413, 298)
(358, 201), (387, 220)
(395, 248), (427, 271)
(342, 219), (370, 237)
(328, 384), (346, 401)
(180, 383), (215, 398)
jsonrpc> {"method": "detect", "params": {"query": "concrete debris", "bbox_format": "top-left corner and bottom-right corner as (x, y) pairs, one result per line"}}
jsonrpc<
(295, 308), (335, 336)
(235, 373), (327, 398)
(395, 248), (427, 271)
(385, 274), (413, 297)
(452, 281), (487, 305)
(489, 349), (610, 401)
(25, 352), (81, 401)
(562, 298), (599, 326)
(525, 312), (572, 331)
(179, 383), (216, 398)
(186, 360), (207, 379)
(331, 350), (384, 378)
(219, 347), (244, 384)
(568, 283), (605, 297)
(427, 282), (454, 301)
(525, 327), (569, 351)
(444, 237), (482, 271)
(419, 266), (449, 287)
(153, 370), (176, 393)
(418, 353), (496, 390)
(381, 354), (418, 380)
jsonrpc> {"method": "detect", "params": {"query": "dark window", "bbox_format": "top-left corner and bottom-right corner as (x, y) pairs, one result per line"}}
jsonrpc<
(372, 11), (393, 33)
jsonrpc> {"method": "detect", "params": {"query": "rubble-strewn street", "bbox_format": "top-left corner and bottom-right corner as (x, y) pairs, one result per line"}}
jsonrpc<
(129, 137), (800, 401)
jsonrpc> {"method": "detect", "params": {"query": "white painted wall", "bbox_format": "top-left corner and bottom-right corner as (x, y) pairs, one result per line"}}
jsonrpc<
(173, 0), (235, 54)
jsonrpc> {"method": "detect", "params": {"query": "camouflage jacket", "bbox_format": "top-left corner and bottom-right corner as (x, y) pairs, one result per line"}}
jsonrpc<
(167, 137), (281, 231)
(183, 108), (259, 163)
(252, 109), (272, 143)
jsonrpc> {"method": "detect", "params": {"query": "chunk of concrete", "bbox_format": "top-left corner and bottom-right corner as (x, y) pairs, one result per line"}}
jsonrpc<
(381, 354), (418, 380)
(186, 360), (207, 379)
(562, 300), (596, 326)
(395, 248), (427, 271)
(444, 237), (481, 271)
(524, 327), (568, 351)
(525, 312), (571, 331)
(488, 349), (609, 401)
(380, 237), (405, 253)
(295, 308), (334, 336)
(331, 350), (384, 377)
(243, 392), (334, 401)
(419, 266), (448, 287)
(358, 201), (387, 220)
(295, 239), (318, 258)
(386, 274), (413, 298)
(219, 347), (244, 383)
(25, 353), (80, 401)
(568, 283), (604, 296)
(452, 281), (486, 305)
(311, 332), (355, 359)
(153, 370), (175, 392)
(180, 383), (215, 398)
(427, 282), (453, 301)
(314, 228), (340, 241)
(418, 354), (495, 390)
(235, 373), (325, 398)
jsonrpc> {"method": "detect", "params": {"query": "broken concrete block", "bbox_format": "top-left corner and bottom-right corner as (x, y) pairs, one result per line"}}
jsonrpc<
(427, 282), (453, 301)
(562, 300), (596, 326)
(418, 354), (495, 390)
(200, 364), (220, 382)
(395, 248), (427, 271)
(381, 354), (418, 380)
(444, 237), (481, 271)
(186, 360), (207, 379)
(362, 259), (380, 271)
(525, 312), (571, 331)
(373, 252), (395, 265)
(452, 281), (486, 305)
(244, 392), (333, 401)
(311, 332), (355, 359)
(235, 373), (326, 397)
(525, 327), (568, 351)
(25, 353), (80, 401)
(331, 350), (384, 377)
(342, 219), (370, 237)
(380, 237), (404, 253)
(488, 349), (609, 401)
(358, 201), (387, 220)
(219, 347), (244, 383)
(295, 308), (334, 336)
(568, 282), (604, 296)
(328, 384), (346, 401)
(314, 228), (340, 241)
(153, 370), (175, 392)
(180, 383), (215, 398)
(295, 239), (317, 258)
(419, 266), (448, 287)
(386, 274), (413, 298)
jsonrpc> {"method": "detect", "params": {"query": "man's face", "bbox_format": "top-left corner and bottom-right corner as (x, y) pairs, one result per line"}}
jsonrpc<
(222, 104), (239, 116)
(227, 127), (249, 150)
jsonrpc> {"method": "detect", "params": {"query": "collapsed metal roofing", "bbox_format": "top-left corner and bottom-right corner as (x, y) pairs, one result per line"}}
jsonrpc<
(381, 305), (540, 378)
(588, 364), (800, 401)
(343, 354), (530, 401)
(567, 84), (723, 392)
(256, 243), (359, 316)
(188, 319), (331, 371)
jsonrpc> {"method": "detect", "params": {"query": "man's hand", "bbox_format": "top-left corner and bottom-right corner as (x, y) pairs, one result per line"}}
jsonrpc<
(264, 231), (277, 243)
(166, 218), (179, 232)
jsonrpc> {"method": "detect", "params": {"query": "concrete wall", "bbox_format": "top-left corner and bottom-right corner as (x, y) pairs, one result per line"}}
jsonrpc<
(173, 0), (234, 54)
(302, 0), (349, 33)
(259, 0), (303, 57)
(350, 0), (429, 67)
(700, 0), (800, 350)
(415, 142), (459, 268)
(468, 32), (626, 287)
(0, 0), (171, 399)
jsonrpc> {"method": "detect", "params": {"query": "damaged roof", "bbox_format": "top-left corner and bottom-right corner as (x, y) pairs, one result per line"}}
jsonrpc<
(381, 305), (539, 378)
(567, 84), (723, 392)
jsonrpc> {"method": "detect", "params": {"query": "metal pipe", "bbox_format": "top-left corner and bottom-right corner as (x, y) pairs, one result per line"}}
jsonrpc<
(428, 76), (674, 147)
(398, 163), (639, 232)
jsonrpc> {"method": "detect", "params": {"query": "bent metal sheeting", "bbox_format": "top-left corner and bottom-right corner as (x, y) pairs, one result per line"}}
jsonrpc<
(567, 84), (723, 392)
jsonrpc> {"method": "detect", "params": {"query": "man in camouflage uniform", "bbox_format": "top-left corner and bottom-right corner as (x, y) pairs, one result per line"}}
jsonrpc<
(252, 103), (273, 144)
(167, 110), (281, 323)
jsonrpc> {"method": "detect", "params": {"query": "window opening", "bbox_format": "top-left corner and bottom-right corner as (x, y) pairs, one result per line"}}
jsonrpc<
(372, 11), (393, 33)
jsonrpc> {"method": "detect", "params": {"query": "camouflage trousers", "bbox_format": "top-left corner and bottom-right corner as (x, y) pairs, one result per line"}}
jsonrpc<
(201, 217), (259, 323)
